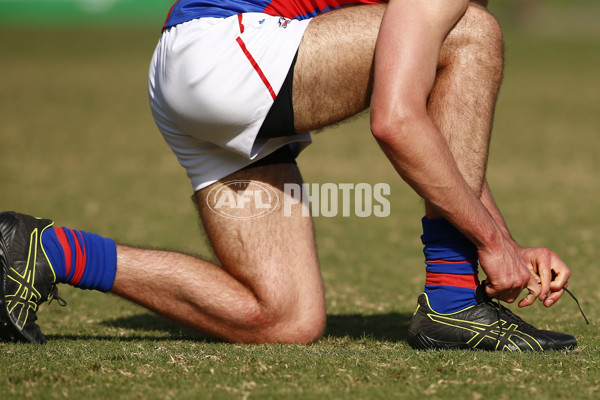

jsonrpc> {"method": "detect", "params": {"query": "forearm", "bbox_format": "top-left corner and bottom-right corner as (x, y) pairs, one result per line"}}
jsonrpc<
(480, 179), (517, 244)
(371, 0), (541, 301)
(371, 0), (500, 250)
(375, 115), (503, 252)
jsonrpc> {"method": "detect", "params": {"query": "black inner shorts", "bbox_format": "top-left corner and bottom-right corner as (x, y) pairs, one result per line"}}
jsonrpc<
(242, 51), (299, 169)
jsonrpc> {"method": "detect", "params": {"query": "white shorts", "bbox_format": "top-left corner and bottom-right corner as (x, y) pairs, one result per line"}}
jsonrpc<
(148, 14), (313, 191)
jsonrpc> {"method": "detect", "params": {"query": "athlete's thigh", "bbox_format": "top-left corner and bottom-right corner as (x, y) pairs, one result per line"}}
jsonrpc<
(195, 163), (324, 320)
(293, 4), (386, 132)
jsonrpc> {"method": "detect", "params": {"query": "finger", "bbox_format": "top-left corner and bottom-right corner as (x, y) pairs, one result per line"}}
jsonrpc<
(518, 275), (540, 308)
(535, 250), (552, 301)
(544, 288), (565, 307)
(484, 281), (500, 299)
(484, 277), (523, 303)
(500, 292), (521, 304)
(485, 283), (518, 303)
(549, 252), (571, 291)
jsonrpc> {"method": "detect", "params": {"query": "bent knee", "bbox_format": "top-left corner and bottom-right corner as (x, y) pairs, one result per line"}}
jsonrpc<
(271, 312), (327, 344)
(443, 3), (503, 61)
(438, 3), (503, 81)
(463, 3), (502, 42)
(243, 303), (326, 344)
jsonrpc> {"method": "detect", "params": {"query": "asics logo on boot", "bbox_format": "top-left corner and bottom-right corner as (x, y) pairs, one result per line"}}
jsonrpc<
(6, 228), (42, 331)
(427, 313), (544, 351)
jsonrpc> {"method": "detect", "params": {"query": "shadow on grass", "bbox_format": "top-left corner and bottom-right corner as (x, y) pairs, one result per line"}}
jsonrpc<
(48, 312), (413, 343)
(44, 314), (217, 342)
(325, 313), (412, 342)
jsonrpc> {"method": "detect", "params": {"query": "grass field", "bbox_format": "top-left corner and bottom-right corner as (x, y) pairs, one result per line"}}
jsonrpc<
(1, 5), (600, 400)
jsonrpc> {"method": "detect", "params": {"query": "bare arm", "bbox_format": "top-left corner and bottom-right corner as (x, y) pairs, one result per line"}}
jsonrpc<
(370, 0), (537, 303)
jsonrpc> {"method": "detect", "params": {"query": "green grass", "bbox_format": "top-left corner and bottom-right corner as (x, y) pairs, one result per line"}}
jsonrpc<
(1, 9), (600, 400)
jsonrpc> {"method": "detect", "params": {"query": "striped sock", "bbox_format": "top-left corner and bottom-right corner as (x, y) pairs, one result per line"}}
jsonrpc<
(421, 217), (480, 314)
(41, 226), (117, 292)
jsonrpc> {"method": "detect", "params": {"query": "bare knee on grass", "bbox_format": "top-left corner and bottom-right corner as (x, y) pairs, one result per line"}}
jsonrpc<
(236, 299), (326, 344)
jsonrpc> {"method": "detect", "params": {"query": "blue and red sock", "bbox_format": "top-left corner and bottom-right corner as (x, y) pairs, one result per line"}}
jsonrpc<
(421, 217), (480, 314)
(41, 226), (117, 292)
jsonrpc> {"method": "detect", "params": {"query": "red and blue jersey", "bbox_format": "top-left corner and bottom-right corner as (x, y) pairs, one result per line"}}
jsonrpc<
(164, 0), (386, 29)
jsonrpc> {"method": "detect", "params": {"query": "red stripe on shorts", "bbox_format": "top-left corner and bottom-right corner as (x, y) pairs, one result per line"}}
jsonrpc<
(236, 37), (277, 101)
(237, 13), (245, 34)
(425, 272), (479, 289)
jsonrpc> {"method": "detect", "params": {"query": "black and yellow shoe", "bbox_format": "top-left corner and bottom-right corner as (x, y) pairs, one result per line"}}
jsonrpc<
(0, 211), (64, 344)
(407, 287), (577, 351)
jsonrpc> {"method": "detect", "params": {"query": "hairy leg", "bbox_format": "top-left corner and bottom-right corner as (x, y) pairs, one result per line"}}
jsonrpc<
(425, 4), (504, 217)
(112, 5), (388, 344)
(293, 4), (385, 132)
(111, 3), (503, 344)
(112, 164), (325, 344)
(293, 3), (503, 196)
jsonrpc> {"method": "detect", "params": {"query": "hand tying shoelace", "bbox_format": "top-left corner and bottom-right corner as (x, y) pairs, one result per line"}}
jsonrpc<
(483, 280), (589, 325)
